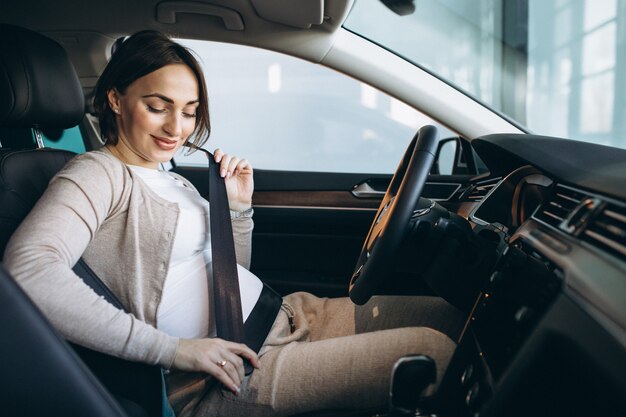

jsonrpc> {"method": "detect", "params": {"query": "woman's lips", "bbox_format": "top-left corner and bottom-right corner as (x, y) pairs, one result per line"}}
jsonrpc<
(151, 135), (178, 151)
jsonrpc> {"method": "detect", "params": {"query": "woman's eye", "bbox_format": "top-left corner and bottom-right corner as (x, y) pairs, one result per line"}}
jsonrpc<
(183, 112), (197, 119)
(146, 105), (166, 113)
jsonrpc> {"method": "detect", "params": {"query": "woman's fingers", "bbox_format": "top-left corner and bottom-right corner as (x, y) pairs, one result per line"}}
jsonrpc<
(233, 158), (252, 177)
(213, 150), (252, 178)
(213, 150), (236, 178)
(210, 362), (241, 395)
(213, 149), (230, 177)
(219, 153), (232, 178)
(228, 157), (252, 177)
(172, 338), (259, 395)
(214, 148), (223, 162)
(221, 351), (245, 385)
(227, 156), (241, 177)
(213, 149), (253, 211)
(228, 341), (261, 369)
(173, 339), (239, 394)
(215, 342), (255, 391)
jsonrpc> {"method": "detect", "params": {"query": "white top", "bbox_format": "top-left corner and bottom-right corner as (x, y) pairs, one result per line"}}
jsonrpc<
(128, 165), (262, 339)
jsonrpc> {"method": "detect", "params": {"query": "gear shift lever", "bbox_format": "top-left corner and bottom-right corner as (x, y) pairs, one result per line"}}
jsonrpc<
(389, 355), (436, 416)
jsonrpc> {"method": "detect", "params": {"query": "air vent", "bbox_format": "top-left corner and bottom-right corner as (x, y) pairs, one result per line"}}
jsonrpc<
(533, 185), (590, 230)
(583, 203), (626, 263)
(465, 177), (501, 202)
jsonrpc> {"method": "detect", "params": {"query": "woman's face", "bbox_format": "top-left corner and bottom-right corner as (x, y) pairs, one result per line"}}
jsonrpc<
(107, 64), (200, 168)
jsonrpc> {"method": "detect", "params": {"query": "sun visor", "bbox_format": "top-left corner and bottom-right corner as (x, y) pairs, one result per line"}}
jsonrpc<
(251, 0), (324, 29)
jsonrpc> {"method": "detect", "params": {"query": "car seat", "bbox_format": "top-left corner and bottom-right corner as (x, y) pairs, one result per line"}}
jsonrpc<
(0, 23), (163, 417)
(0, 263), (128, 416)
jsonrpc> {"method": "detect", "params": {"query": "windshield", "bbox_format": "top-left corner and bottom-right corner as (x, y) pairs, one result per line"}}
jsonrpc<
(345, 0), (624, 149)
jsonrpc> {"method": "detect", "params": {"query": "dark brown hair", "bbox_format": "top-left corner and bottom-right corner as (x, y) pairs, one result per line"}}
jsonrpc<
(93, 30), (210, 148)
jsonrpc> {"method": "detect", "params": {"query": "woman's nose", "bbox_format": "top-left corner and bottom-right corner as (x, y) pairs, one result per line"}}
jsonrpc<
(163, 113), (182, 137)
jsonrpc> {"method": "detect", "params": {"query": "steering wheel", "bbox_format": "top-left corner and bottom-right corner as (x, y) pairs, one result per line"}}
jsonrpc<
(349, 125), (439, 305)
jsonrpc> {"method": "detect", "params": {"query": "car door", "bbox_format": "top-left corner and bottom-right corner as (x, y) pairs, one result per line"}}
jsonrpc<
(171, 40), (475, 297)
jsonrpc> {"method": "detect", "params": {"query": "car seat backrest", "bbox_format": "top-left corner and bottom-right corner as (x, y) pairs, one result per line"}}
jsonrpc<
(0, 22), (84, 255)
(0, 148), (76, 254)
(0, 23), (162, 417)
(0, 264), (127, 416)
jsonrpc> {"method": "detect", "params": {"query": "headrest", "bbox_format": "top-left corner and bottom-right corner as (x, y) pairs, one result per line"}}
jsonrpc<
(0, 24), (84, 128)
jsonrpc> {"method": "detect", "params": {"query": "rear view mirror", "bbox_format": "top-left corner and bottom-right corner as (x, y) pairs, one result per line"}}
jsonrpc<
(380, 0), (415, 16)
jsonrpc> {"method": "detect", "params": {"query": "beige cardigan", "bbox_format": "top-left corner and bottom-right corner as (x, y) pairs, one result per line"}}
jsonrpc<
(3, 148), (253, 369)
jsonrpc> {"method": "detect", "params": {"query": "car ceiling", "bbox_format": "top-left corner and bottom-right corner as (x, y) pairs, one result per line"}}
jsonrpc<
(1, 0), (353, 84)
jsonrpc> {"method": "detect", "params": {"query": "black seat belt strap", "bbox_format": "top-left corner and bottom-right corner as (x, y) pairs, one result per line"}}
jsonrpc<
(207, 153), (247, 346)
(185, 143), (282, 376)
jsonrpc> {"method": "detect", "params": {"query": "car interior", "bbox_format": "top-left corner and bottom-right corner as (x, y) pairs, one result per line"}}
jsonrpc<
(1, 1), (625, 417)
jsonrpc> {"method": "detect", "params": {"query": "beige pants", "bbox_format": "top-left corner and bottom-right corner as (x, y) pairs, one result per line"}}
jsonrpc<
(171, 293), (464, 417)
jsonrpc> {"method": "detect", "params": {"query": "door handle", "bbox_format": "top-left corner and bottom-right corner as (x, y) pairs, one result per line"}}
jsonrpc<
(352, 182), (385, 199)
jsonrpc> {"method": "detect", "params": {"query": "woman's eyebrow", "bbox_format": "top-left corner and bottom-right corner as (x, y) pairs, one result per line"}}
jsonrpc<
(142, 93), (199, 105)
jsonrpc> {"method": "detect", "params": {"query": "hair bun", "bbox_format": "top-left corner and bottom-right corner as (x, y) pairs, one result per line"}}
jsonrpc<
(110, 36), (127, 57)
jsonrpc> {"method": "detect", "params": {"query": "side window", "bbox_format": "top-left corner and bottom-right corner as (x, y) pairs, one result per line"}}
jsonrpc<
(175, 40), (455, 174)
(0, 126), (86, 153)
(41, 126), (86, 153)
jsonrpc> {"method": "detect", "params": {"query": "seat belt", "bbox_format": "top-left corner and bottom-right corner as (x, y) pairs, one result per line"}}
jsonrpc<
(207, 152), (247, 344)
(199, 145), (281, 375)
(73, 259), (165, 417)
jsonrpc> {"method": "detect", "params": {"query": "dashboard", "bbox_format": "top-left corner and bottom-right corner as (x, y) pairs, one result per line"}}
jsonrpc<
(433, 134), (626, 417)
(470, 166), (553, 232)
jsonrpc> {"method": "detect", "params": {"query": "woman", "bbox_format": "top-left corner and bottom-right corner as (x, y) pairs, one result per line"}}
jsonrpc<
(4, 31), (463, 416)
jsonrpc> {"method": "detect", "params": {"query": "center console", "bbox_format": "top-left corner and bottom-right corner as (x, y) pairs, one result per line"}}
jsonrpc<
(433, 238), (563, 416)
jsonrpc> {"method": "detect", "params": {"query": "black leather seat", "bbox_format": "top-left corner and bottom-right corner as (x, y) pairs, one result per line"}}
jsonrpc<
(0, 21), (84, 250)
(0, 23), (162, 417)
(0, 147), (77, 253)
(0, 263), (127, 416)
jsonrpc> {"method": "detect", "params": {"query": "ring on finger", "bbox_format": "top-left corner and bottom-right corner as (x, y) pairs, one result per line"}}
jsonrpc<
(217, 360), (227, 368)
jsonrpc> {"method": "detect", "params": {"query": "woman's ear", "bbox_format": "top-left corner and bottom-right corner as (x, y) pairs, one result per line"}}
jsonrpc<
(107, 89), (121, 114)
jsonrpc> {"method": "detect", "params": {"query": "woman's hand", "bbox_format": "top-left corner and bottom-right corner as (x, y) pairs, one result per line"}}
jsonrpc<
(172, 338), (260, 394)
(214, 149), (253, 212)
